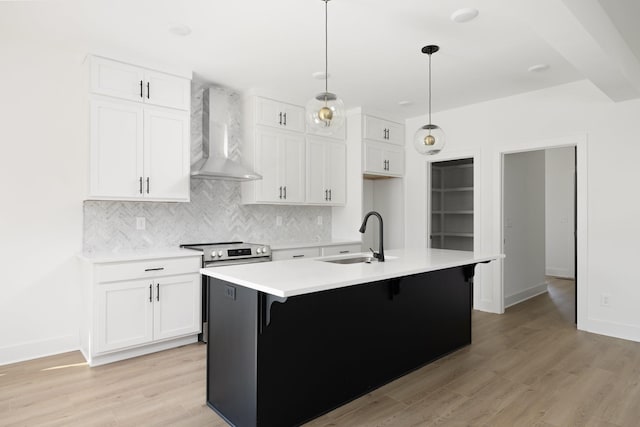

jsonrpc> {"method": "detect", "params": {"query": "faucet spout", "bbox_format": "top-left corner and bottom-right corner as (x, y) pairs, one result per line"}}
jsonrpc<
(359, 211), (384, 262)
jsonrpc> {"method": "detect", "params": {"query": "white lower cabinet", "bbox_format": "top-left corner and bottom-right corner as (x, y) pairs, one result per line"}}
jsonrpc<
(271, 247), (321, 261)
(82, 255), (201, 366)
(320, 244), (362, 256)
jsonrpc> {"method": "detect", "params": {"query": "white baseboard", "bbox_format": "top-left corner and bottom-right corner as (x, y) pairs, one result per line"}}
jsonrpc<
(83, 335), (198, 367)
(505, 282), (548, 308)
(546, 267), (575, 279)
(582, 318), (640, 343)
(0, 334), (79, 366)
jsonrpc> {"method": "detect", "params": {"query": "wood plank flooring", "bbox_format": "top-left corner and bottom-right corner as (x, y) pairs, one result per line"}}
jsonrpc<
(2, 277), (640, 426)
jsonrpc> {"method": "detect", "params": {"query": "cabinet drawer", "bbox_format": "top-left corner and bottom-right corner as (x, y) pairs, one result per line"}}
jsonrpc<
(95, 256), (201, 283)
(321, 244), (362, 256)
(271, 247), (320, 261)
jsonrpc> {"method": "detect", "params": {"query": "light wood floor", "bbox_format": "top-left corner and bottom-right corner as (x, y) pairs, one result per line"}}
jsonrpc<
(2, 278), (640, 426)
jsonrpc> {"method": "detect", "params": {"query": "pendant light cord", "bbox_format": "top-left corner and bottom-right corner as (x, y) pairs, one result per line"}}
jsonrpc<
(324, 0), (329, 94)
(428, 52), (432, 126)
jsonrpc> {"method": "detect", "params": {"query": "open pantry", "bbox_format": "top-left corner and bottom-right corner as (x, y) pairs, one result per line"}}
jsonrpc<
(430, 158), (474, 251)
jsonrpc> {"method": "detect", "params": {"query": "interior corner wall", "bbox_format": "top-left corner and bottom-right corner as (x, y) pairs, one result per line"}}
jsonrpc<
(545, 147), (576, 279)
(0, 41), (86, 364)
(404, 79), (640, 343)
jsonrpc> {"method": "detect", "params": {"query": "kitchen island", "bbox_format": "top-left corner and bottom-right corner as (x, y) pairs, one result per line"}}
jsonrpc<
(201, 248), (501, 427)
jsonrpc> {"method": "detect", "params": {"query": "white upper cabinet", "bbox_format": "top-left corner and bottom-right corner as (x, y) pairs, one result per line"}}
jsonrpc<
(91, 56), (190, 110)
(87, 55), (191, 202)
(251, 128), (305, 203)
(306, 137), (346, 205)
(363, 140), (404, 177)
(255, 97), (305, 133)
(363, 115), (404, 145)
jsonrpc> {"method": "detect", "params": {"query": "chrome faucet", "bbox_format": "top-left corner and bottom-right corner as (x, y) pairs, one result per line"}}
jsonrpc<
(359, 211), (385, 262)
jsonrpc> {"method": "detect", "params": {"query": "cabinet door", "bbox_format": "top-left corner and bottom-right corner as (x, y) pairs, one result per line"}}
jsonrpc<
(282, 133), (306, 203)
(254, 129), (283, 202)
(91, 57), (145, 102)
(321, 244), (362, 256)
(363, 140), (386, 175)
(326, 141), (346, 205)
(153, 274), (201, 341)
(143, 107), (190, 201)
(385, 121), (405, 146)
(385, 145), (405, 176)
(144, 70), (190, 110)
(306, 138), (327, 204)
(255, 97), (304, 132)
(90, 98), (144, 199)
(96, 279), (154, 354)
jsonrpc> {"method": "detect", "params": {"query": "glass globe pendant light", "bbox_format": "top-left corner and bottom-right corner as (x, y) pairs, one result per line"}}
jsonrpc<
(306, 0), (345, 134)
(414, 45), (446, 155)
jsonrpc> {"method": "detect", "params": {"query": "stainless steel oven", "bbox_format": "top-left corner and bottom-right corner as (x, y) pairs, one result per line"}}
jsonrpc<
(180, 242), (271, 342)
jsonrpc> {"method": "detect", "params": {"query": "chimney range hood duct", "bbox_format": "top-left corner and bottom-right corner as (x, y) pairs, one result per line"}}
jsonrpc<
(191, 88), (261, 181)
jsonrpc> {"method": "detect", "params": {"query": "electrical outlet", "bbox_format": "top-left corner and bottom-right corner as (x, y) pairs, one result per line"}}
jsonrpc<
(224, 285), (236, 300)
(317, 216), (323, 226)
(136, 217), (146, 230)
(601, 293), (611, 307)
(276, 216), (283, 226)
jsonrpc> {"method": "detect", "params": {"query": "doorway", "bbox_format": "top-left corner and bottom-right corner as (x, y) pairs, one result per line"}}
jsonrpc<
(501, 144), (579, 324)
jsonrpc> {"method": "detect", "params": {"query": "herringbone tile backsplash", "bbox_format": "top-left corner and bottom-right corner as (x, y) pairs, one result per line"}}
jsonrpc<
(83, 82), (331, 253)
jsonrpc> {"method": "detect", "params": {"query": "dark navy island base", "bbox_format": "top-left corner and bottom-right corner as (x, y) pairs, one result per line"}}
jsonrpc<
(206, 264), (478, 427)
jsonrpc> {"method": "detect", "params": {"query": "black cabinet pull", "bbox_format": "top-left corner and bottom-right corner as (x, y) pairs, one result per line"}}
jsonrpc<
(156, 283), (160, 301)
(283, 112), (287, 126)
(325, 189), (328, 201)
(139, 177), (143, 194)
(339, 250), (350, 254)
(329, 189), (332, 201)
(283, 186), (287, 199)
(149, 284), (152, 302)
(279, 112), (282, 125)
(146, 177), (150, 194)
(292, 254), (305, 258)
(279, 186), (283, 199)
(146, 82), (150, 99)
(139, 80), (143, 98)
(386, 160), (390, 171)
(144, 267), (164, 272)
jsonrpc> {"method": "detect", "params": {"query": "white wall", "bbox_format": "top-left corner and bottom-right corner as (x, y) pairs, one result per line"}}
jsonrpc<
(0, 41), (86, 364)
(503, 151), (547, 307)
(362, 178), (404, 252)
(404, 79), (640, 342)
(545, 147), (576, 278)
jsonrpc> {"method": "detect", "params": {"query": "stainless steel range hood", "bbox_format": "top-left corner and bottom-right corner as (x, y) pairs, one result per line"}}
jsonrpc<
(191, 88), (261, 181)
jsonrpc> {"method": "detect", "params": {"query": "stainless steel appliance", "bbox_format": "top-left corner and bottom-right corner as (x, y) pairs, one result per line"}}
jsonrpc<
(180, 241), (271, 342)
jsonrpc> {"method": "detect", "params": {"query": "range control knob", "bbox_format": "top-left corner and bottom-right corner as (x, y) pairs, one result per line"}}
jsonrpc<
(256, 248), (262, 254)
(218, 250), (223, 257)
(262, 247), (268, 253)
(211, 251), (218, 258)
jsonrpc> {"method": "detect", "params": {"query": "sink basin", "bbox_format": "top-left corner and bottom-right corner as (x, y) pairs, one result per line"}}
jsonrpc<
(322, 256), (378, 264)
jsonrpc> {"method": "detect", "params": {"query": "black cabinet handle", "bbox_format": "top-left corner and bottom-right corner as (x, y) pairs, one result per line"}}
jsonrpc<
(146, 177), (150, 194)
(292, 254), (305, 258)
(339, 250), (350, 254)
(156, 283), (160, 301)
(279, 186), (282, 199)
(146, 82), (150, 99)
(139, 80), (143, 98)
(325, 189), (328, 201)
(283, 186), (287, 199)
(283, 113), (287, 126)
(139, 177), (143, 194)
(329, 189), (332, 201)
(386, 160), (390, 171)
(144, 267), (164, 272)
(279, 112), (282, 125)
(149, 284), (152, 302)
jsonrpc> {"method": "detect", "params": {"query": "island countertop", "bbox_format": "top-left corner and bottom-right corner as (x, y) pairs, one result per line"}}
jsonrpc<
(200, 248), (503, 298)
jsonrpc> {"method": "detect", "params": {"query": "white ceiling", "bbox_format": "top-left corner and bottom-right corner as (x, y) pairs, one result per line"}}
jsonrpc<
(2, 0), (639, 119)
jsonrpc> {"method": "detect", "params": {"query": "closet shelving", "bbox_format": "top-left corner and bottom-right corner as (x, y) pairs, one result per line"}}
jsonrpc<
(430, 159), (474, 251)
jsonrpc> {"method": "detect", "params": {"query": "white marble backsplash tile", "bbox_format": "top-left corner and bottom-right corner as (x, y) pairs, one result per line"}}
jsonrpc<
(83, 80), (331, 253)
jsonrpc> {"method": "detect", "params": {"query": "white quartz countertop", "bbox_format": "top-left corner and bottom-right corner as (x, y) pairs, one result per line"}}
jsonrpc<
(201, 248), (503, 298)
(269, 240), (361, 251)
(78, 247), (201, 264)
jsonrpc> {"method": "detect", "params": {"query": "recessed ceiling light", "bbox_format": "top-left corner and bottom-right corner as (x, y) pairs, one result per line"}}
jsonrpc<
(312, 71), (330, 80)
(528, 64), (550, 73)
(168, 23), (192, 37)
(450, 8), (479, 23)
(398, 100), (412, 106)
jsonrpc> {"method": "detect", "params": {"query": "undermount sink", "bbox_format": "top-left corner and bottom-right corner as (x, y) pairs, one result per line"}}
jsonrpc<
(322, 256), (378, 265)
